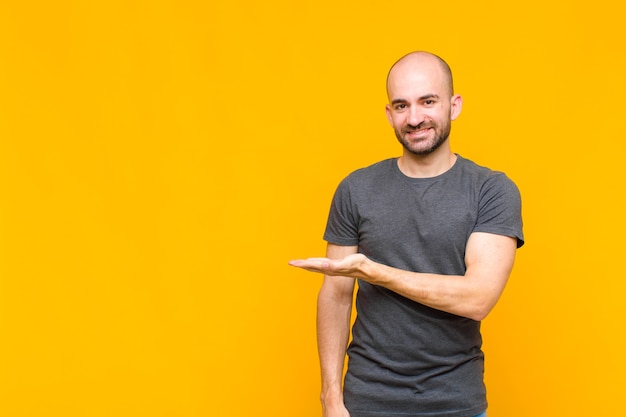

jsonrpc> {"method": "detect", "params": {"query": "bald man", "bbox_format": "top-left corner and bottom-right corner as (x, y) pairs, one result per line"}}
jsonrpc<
(290, 52), (524, 417)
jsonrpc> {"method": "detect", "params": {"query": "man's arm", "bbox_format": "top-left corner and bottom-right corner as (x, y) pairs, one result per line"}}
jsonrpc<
(290, 232), (517, 321)
(316, 243), (357, 417)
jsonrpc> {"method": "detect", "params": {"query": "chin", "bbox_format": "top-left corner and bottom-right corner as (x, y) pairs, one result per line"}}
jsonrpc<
(403, 141), (436, 155)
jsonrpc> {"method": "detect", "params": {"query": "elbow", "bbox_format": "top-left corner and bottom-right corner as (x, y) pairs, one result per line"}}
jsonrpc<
(465, 300), (495, 322)
(462, 283), (503, 321)
(468, 309), (489, 322)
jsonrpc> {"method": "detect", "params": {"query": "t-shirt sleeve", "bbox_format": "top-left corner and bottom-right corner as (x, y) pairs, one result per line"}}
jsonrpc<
(474, 172), (525, 248)
(323, 177), (360, 246)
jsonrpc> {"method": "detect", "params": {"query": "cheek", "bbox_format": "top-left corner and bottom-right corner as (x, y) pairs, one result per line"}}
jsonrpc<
(393, 118), (406, 130)
(430, 110), (448, 123)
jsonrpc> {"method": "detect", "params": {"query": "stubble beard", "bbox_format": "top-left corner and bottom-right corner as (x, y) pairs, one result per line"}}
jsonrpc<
(395, 121), (451, 156)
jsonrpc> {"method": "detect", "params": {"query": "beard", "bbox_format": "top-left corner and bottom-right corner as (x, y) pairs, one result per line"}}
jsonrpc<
(394, 120), (451, 155)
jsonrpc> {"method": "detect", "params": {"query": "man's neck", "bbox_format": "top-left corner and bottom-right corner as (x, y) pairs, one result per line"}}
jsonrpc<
(397, 147), (457, 178)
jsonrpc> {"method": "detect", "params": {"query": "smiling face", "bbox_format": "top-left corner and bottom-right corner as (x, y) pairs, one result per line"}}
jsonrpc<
(385, 53), (462, 156)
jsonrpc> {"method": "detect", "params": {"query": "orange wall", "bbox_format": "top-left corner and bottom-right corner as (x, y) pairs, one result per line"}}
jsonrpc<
(1, 1), (624, 416)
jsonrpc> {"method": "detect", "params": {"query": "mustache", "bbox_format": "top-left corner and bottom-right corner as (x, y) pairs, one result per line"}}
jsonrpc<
(402, 122), (431, 133)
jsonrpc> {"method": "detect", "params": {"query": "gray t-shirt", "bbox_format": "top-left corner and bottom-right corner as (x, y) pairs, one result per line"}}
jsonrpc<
(323, 155), (524, 417)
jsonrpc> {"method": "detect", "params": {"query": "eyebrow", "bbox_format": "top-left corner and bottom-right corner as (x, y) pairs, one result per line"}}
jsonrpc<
(390, 94), (440, 105)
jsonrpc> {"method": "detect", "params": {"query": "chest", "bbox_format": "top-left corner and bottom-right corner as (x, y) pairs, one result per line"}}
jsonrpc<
(354, 180), (479, 271)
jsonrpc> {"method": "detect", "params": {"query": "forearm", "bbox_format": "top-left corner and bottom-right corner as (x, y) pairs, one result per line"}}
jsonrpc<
(358, 233), (517, 321)
(316, 278), (353, 404)
(360, 260), (489, 320)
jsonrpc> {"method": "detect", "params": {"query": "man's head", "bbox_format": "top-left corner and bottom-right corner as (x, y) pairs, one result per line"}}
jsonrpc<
(385, 51), (462, 156)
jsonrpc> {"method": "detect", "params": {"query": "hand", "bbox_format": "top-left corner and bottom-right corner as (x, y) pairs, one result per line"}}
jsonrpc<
(289, 253), (368, 278)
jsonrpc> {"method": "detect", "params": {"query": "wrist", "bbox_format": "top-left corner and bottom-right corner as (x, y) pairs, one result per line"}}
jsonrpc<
(358, 256), (375, 281)
(320, 384), (343, 402)
(320, 390), (344, 407)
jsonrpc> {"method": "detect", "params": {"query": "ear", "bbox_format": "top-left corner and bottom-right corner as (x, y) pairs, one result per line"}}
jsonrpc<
(385, 104), (393, 126)
(450, 94), (463, 121)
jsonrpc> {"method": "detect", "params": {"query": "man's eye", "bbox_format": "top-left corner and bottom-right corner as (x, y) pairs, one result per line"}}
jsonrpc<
(395, 104), (406, 110)
(424, 100), (435, 105)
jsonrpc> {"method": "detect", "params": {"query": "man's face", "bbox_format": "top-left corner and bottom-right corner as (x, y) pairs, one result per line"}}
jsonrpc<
(385, 61), (461, 156)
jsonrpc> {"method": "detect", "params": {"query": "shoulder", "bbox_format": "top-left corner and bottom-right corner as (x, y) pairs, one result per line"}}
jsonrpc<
(345, 158), (396, 179)
(456, 155), (498, 178)
(456, 155), (520, 193)
(457, 157), (524, 246)
(338, 158), (397, 189)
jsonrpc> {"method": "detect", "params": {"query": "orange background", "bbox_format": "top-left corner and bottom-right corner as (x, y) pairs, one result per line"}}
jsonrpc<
(1, 1), (624, 416)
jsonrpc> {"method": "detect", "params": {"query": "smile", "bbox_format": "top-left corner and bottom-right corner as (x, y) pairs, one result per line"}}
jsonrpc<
(405, 128), (432, 137)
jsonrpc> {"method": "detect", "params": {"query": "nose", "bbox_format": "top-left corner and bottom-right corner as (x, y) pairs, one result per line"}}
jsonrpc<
(407, 106), (426, 127)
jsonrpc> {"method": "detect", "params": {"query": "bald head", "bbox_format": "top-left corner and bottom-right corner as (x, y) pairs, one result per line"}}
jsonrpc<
(386, 51), (454, 100)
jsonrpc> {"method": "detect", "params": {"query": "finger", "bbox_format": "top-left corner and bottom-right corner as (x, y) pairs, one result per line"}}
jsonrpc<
(289, 258), (329, 266)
